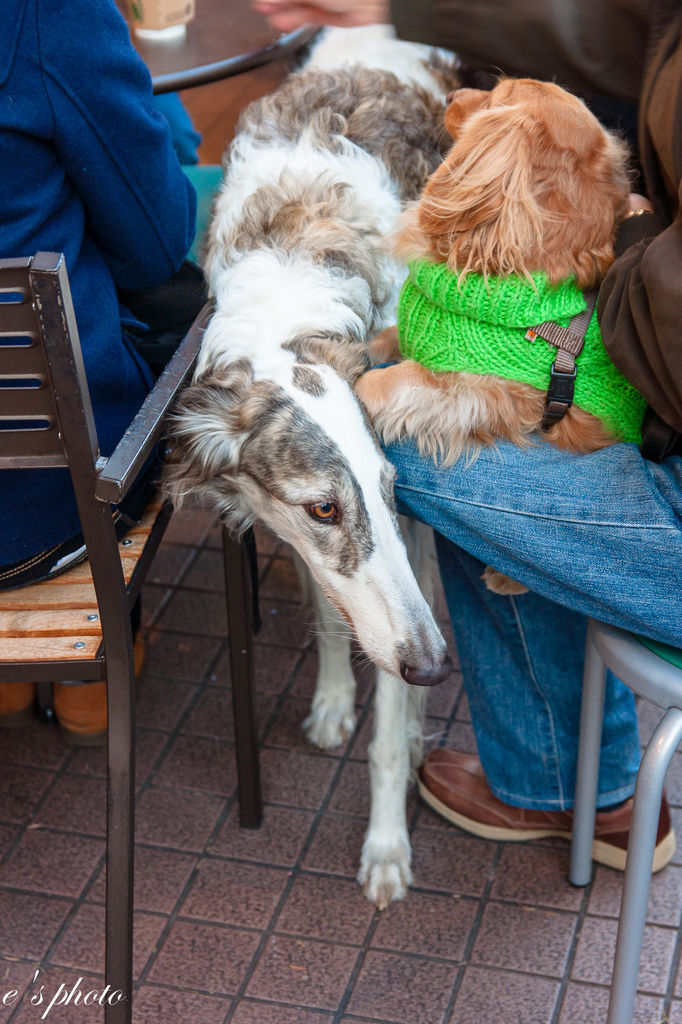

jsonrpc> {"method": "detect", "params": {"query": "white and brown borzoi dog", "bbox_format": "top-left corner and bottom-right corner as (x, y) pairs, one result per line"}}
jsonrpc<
(166, 27), (461, 907)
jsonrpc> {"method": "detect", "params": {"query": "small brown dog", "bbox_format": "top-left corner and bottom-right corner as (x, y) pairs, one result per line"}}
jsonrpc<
(355, 78), (644, 593)
(356, 78), (641, 460)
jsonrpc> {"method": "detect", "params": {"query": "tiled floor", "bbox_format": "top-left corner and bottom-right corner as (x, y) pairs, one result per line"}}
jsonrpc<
(1, 500), (682, 1024)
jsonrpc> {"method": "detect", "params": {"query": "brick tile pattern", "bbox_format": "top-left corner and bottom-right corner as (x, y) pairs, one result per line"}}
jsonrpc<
(1, 500), (681, 1024)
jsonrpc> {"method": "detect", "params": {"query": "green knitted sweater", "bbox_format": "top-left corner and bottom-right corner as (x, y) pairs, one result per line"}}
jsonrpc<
(397, 261), (646, 443)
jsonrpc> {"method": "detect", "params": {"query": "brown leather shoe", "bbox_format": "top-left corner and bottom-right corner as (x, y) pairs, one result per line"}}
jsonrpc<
(418, 748), (676, 873)
(0, 682), (36, 726)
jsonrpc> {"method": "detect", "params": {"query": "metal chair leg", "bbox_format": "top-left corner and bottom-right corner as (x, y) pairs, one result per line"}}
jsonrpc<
(606, 707), (682, 1024)
(222, 526), (262, 828)
(104, 633), (136, 1024)
(570, 621), (607, 886)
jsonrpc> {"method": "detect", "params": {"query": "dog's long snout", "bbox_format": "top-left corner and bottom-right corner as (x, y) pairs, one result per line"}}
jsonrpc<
(400, 651), (453, 688)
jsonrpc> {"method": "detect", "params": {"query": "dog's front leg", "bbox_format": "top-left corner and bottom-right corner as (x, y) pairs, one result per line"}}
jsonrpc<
(357, 517), (435, 908)
(401, 515), (434, 772)
(358, 669), (412, 909)
(302, 572), (358, 750)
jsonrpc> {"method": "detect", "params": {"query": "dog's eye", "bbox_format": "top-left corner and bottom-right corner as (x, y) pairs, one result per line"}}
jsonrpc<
(306, 502), (340, 523)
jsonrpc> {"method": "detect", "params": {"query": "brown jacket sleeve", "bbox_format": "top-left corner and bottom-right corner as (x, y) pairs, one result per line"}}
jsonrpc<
(597, 10), (682, 435)
(390, 0), (649, 102)
(598, 223), (682, 434)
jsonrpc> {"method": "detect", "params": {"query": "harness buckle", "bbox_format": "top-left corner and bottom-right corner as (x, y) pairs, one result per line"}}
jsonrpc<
(542, 362), (577, 428)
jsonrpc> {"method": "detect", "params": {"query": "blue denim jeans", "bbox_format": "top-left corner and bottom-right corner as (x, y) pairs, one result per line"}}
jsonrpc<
(385, 436), (682, 811)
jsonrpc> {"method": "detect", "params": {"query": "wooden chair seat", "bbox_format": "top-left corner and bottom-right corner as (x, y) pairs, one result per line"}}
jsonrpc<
(0, 501), (160, 664)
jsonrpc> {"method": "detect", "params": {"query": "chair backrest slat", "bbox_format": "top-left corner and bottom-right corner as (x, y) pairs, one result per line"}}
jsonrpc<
(0, 253), (99, 470)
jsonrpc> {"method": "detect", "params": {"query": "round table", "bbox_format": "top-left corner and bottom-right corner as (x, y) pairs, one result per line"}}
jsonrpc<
(126, 0), (316, 93)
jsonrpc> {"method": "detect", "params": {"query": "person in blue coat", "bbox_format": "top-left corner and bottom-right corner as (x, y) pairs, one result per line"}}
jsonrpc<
(0, 0), (199, 735)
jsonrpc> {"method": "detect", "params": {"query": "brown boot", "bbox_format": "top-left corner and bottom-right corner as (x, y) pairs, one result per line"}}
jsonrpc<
(0, 682), (35, 726)
(54, 681), (107, 746)
(133, 633), (146, 679)
(53, 635), (146, 746)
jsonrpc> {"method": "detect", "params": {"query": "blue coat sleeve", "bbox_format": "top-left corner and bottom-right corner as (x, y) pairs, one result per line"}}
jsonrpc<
(36, 0), (197, 290)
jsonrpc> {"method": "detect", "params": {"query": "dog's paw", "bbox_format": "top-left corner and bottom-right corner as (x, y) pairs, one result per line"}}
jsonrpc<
(482, 566), (529, 595)
(367, 325), (401, 365)
(303, 697), (357, 750)
(358, 838), (412, 909)
(354, 367), (393, 420)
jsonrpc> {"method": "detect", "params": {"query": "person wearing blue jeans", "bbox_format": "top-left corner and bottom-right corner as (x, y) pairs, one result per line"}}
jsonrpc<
(386, 437), (681, 868)
(255, 0), (682, 869)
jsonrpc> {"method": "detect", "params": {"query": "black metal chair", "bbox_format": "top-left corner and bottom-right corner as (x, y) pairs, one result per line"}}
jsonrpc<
(0, 253), (261, 1024)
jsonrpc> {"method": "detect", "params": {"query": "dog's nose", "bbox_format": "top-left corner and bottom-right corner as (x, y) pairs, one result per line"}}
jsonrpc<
(445, 90), (457, 106)
(400, 653), (453, 687)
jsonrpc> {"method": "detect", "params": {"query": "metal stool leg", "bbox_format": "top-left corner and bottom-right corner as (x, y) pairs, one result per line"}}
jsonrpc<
(222, 526), (262, 828)
(570, 621), (607, 886)
(606, 707), (682, 1024)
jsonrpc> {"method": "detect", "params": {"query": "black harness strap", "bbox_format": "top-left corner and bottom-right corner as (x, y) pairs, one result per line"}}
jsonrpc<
(524, 289), (598, 428)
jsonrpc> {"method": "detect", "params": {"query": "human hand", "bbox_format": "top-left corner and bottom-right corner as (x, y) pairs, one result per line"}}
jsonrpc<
(628, 193), (654, 214)
(253, 0), (390, 32)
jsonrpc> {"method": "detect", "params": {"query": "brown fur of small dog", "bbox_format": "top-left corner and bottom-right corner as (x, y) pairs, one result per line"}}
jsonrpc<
(480, 568), (529, 595)
(356, 358), (615, 465)
(356, 78), (632, 593)
(359, 78), (631, 458)
(404, 79), (631, 288)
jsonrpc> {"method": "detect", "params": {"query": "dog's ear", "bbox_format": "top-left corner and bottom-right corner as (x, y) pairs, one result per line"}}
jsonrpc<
(504, 80), (631, 285)
(545, 123), (631, 286)
(443, 87), (490, 139)
(416, 104), (547, 275)
(163, 359), (255, 512)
